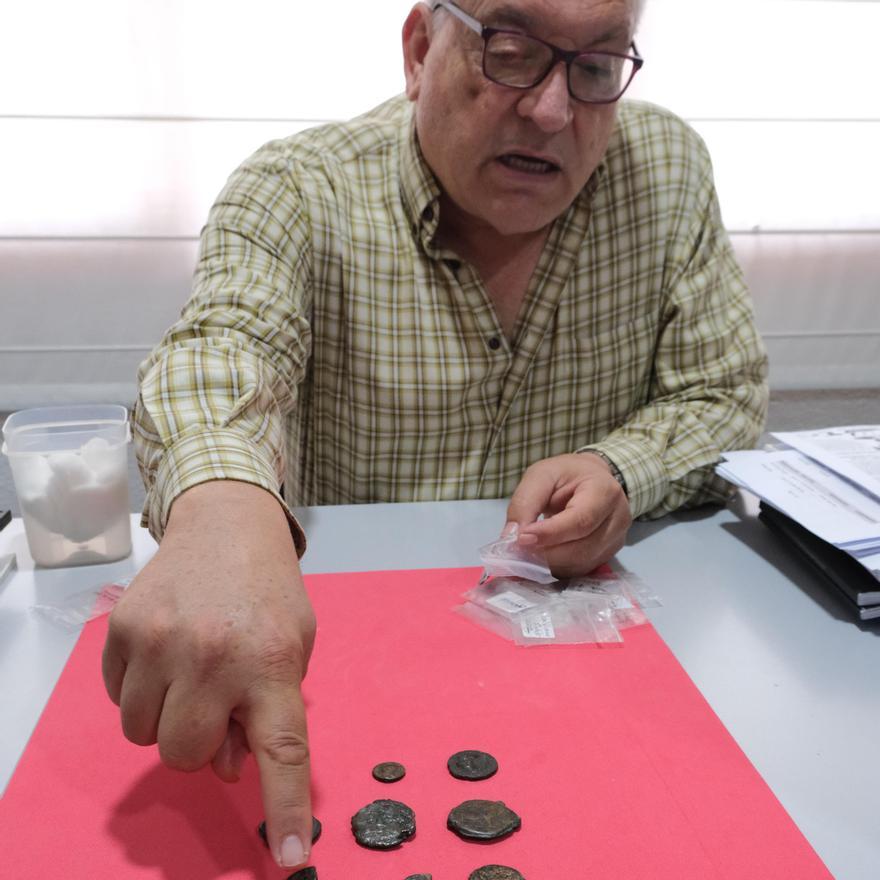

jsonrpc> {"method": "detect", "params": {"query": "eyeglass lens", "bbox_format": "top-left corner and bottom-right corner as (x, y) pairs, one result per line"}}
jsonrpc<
(484, 32), (635, 102)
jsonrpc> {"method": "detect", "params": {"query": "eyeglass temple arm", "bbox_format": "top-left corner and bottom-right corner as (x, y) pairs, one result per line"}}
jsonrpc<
(431, 0), (483, 36)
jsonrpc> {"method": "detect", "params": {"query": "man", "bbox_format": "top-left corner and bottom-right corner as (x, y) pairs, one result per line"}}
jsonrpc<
(103, 0), (768, 870)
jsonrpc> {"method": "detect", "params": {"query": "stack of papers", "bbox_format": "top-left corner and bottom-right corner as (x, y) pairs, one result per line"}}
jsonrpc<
(717, 426), (880, 591)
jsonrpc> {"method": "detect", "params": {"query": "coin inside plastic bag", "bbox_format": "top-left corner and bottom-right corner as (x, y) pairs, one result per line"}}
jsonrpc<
(469, 866), (525, 880)
(351, 798), (417, 848)
(372, 760), (407, 782)
(447, 799), (521, 841)
(447, 749), (498, 780)
(403, 874), (433, 879)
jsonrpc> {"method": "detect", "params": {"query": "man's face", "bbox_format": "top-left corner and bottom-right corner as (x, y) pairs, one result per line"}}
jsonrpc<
(405, 0), (636, 239)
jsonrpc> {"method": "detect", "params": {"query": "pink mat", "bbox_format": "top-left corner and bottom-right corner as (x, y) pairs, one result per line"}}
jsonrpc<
(0, 567), (832, 878)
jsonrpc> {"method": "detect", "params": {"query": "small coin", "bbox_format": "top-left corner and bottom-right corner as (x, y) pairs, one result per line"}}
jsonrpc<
(258, 816), (322, 847)
(447, 750), (499, 780)
(351, 799), (417, 849)
(287, 869), (318, 880)
(447, 800), (521, 841)
(372, 760), (407, 782)
(403, 875), (433, 880)
(468, 866), (525, 880)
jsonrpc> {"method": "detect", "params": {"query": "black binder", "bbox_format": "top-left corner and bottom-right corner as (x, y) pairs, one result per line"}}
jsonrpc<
(758, 502), (880, 621)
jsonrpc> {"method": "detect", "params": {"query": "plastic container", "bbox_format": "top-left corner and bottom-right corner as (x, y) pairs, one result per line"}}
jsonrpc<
(1, 405), (132, 567)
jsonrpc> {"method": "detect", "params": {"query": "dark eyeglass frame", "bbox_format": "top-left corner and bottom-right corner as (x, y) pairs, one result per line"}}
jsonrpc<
(431, 0), (644, 105)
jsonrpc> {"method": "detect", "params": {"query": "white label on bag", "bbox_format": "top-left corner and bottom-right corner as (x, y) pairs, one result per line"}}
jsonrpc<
(487, 590), (538, 614)
(520, 612), (555, 639)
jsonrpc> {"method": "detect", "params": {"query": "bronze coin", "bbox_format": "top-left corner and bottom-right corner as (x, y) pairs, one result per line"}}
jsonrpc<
(447, 799), (521, 841)
(468, 866), (525, 880)
(372, 760), (407, 782)
(403, 875), (433, 879)
(447, 750), (498, 780)
(258, 816), (322, 847)
(351, 798), (417, 849)
(286, 869), (318, 880)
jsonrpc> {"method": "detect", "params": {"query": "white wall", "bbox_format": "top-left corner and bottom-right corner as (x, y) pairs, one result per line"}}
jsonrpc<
(1, 0), (878, 408)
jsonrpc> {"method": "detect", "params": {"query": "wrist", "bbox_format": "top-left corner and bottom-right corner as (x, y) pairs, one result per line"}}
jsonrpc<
(576, 449), (628, 496)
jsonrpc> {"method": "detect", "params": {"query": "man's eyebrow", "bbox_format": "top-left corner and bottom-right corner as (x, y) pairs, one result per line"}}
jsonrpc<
(485, 5), (630, 49)
(484, 4), (537, 30)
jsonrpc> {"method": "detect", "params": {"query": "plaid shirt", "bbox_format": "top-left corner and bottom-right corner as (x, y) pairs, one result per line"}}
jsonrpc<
(134, 95), (768, 553)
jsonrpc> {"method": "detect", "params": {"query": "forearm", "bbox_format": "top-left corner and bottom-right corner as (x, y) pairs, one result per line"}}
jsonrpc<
(582, 369), (767, 518)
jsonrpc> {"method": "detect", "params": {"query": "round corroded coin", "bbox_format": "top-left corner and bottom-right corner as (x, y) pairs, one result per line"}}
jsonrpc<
(258, 816), (322, 847)
(447, 750), (498, 780)
(372, 760), (407, 782)
(287, 868), (318, 880)
(351, 799), (416, 849)
(404, 875), (433, 880)
(447, 800), (521, 841)
(468, 866), (525, 880)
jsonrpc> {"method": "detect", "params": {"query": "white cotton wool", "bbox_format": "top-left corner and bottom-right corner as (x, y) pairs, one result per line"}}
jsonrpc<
(18, 441), (128, 544)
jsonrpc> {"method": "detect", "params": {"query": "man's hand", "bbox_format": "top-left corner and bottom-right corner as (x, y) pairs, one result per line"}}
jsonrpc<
(101, 481), (315, 870)
(506, 453), (633, 577)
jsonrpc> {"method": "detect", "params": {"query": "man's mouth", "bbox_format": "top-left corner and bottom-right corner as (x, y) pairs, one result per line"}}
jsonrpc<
(498, 153), (561, 174)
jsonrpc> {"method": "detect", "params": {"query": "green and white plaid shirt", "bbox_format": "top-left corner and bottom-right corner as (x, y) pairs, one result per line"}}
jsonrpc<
(134, 95), (768, 553)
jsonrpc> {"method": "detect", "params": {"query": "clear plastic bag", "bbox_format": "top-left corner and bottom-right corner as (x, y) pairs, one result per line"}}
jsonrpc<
(478, 524), (555, 584)
(31, 576), (133, 631)
(463, 577), (550, 618)
(456, 576), (622, 646)
(563, 572), (647, 629)
(511, 596), (622, 646)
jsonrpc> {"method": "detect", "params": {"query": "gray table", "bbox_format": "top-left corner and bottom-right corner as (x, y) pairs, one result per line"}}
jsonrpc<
(1, 495), (877, 878)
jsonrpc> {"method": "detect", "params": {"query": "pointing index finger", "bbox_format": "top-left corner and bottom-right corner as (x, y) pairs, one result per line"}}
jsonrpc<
(245, 685), (313, 870)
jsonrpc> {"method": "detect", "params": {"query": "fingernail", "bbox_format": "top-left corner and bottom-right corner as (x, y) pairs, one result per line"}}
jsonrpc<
(279, 834), (306, 868)
(501, 521), (518, 537)
(517, 532), (539, 546)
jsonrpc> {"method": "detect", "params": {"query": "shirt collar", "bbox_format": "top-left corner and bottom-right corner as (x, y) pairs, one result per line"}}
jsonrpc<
(398, 103), (442, 243)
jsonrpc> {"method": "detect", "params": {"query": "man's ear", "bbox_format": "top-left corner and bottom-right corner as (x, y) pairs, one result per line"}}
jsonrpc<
(402, 3), (433, 101)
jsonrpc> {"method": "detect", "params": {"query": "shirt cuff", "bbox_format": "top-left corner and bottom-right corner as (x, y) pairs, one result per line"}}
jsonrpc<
(575, 437), (667, 519)
(140, 427), (306, 557)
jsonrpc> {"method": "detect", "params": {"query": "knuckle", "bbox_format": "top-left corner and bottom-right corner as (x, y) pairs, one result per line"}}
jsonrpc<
(260, 729), (311, 770)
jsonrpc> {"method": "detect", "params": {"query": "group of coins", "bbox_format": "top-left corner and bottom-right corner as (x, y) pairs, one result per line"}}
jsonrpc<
(259, 750), (525, 880)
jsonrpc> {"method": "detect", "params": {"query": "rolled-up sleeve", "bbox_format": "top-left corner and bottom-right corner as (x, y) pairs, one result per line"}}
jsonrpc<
(133, 144), (313, 551)
(581, 152), (769, 518)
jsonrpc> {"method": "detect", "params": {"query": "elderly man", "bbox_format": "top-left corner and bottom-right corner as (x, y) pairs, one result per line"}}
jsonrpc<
(103, 0), (767, 869)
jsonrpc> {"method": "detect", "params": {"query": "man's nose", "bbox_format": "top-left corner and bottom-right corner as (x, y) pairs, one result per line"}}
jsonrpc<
(516, 62), (574, 132)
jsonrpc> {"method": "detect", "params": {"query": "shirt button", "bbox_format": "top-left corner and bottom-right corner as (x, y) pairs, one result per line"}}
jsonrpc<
(422, 205), (434, 222)
(487, 336), (502, 350)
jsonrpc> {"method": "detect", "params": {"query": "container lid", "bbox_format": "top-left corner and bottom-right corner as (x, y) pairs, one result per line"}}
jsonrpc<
(2, 405), (130, 455)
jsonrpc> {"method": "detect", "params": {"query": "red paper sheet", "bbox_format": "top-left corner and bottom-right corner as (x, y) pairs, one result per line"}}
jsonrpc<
(1, 567), (831, 879)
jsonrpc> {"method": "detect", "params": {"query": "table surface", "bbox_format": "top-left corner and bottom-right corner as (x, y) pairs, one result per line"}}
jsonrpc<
(1, 494), (877, 879)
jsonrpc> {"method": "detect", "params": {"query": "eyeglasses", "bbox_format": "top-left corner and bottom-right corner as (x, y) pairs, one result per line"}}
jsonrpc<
(431, 0), (643, 105)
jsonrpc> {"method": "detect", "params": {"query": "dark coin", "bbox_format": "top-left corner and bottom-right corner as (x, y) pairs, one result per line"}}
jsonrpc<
(447, 750), (499, 780)
(468, 866), (525, 880)
(447, 800), (521, 841)
(286, 869), (318, 880)
(258, 817), (322, 847)
(372, 760), (407, 782)
(351, 799), (417, 849)
(403, 875), (433, 880)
